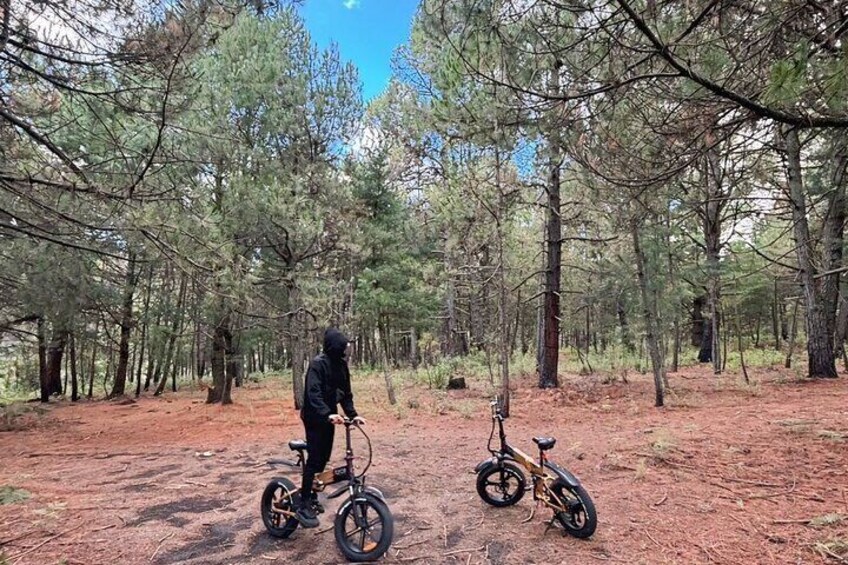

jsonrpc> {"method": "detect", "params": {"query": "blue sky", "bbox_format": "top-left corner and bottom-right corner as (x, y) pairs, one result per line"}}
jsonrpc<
(299, 0), (419, 102)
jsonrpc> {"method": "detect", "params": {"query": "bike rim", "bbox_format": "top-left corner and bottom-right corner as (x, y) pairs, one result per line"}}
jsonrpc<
(342, 501), (384, 553)
(267, 485), (293, 529)
(483, 469), (522, 502)
(551, 485), (586, 528)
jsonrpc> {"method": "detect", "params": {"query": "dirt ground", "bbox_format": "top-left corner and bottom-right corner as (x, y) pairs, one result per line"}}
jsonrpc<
(1, 365), (847, 565)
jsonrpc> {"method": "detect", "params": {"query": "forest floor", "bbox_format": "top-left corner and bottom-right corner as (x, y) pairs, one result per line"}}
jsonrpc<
(1, 364), (847, 565)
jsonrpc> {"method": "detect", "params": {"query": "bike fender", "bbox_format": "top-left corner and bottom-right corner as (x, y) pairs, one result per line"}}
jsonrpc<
(474, 457), (498, 473)
(364, 486), (387, 502)
(474, 455), (518, 474)
(545, 462), (581, 488)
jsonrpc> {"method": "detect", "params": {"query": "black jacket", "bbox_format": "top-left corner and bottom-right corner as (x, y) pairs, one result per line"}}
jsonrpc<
(301, 329), (358, 424)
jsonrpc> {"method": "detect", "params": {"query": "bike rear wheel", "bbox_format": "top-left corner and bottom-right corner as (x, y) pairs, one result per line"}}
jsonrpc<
(548, 480), (597, 539)
(476, 462), (526, 507)
(334, 492), (394, 562)
(261, 477), (300, 539)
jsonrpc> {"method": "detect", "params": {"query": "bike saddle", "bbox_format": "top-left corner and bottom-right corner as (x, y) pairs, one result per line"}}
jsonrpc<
(288, 439), (308, 452)
(533, 437), (556, 451)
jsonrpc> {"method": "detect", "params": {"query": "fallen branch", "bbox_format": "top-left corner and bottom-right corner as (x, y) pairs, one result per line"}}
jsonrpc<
(443, 546), (486, 557)
(645, 531), (665, 550)
(716, 476), (784, 488)
(9, 523), (84, 563)
(652, 493), (668, 507)
(393, 538), (430, 550)
(149, 532), (175, 562)
(314, 525), (334, 536)
(24, 451), (142, 459)
(0, 529), (39, 547)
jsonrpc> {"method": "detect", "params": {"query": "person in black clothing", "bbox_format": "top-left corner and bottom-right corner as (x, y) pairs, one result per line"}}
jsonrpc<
(296, 328), (365, 528)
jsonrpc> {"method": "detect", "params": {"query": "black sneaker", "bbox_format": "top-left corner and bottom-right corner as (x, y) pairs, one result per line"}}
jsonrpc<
(295, 504), (319, 528)
(311, 497), (325, 515)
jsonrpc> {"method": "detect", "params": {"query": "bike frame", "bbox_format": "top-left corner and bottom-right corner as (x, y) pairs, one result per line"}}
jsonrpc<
(270, 418), (372, 501)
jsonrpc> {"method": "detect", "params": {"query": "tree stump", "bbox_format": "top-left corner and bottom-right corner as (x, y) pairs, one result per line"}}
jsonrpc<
(447, 377), (466, 390)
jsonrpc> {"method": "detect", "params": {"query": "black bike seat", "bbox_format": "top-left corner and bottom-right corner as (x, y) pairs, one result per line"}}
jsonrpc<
(533, 436), (556, 451)
(288, 439), (308, 452)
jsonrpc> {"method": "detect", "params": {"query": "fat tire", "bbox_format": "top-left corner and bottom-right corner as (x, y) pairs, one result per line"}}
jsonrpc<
(261, 477), (300, 539)
(333, 493), (394, 562)
(476, 462), (526, 507)
(550, 481), (597, 539)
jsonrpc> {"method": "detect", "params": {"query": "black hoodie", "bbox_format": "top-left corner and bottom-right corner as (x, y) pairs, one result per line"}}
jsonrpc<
(300, 328), (358, 424)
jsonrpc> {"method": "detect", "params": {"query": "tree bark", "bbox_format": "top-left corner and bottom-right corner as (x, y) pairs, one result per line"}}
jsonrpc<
(69, 333), (79, 401)
(783, 126), (838, 378)
(37, 316), (49, 402)
(87, 324), (98, 399)
(703, 147), (724, 375)
(539, 83), (563, 390)
(45, 329), (66, 397)
(287, 281), (308, 409)
(155, 275), (187, 396)
(111, 253), (137, 397)
(136, 267), (153, 397)
(206, 309), (230, 404)
(772, 278), (782, 351)
(631, 214), (665, 407)
(821, 135), (848, 351)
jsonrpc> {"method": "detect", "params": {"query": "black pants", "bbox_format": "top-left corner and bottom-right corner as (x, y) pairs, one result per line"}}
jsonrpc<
(301, 420), (335, 507)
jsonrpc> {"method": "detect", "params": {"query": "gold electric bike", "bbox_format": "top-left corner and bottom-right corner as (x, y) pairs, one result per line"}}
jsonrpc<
(474, 398), (597, 538)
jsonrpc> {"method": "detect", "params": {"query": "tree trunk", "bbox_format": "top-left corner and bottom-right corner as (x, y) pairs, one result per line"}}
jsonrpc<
(691, 296), (705, 347)
(734, 302), (750, 384)
(410, 328), (418, 368)
(834, 295), (848, 363)
(631, 214), (665, 407)
(783, 126), (838, 378)
(111, 253), (137, 397)
(227, 317), (243, 390)
(703, 151), (723, 375)
(495, 146), (511, 415)
(772, 278), (782, 351)
(207, 310), (229, 404)
(821, 135), (848, 351)
(87, 326), (98, 399)
(785, 298), (800, 369)
(46, 329), (66, 397)
(155, 275), (187, 396)
(379, 325), (397, 405)
(136, 267), (153, 397)
(69, 333), (79, 401)
(698, 319), (713, 363)
(539, 99), (562, 390)
(37, 317), (49, 402)
(288, 282), (307, 409)
(616, 294), (634, 352)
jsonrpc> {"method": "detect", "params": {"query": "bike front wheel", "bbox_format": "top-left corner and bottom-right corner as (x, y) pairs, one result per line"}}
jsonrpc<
(261, 477), (300, 539)
(334, 492), (394, 562)
(476, 462), (526, 507)
(548, 480), (597, 539)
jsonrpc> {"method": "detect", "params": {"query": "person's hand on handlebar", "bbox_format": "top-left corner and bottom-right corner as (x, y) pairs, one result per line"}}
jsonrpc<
(329, 414), (345, 425)
(352, 416), (367, 426)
